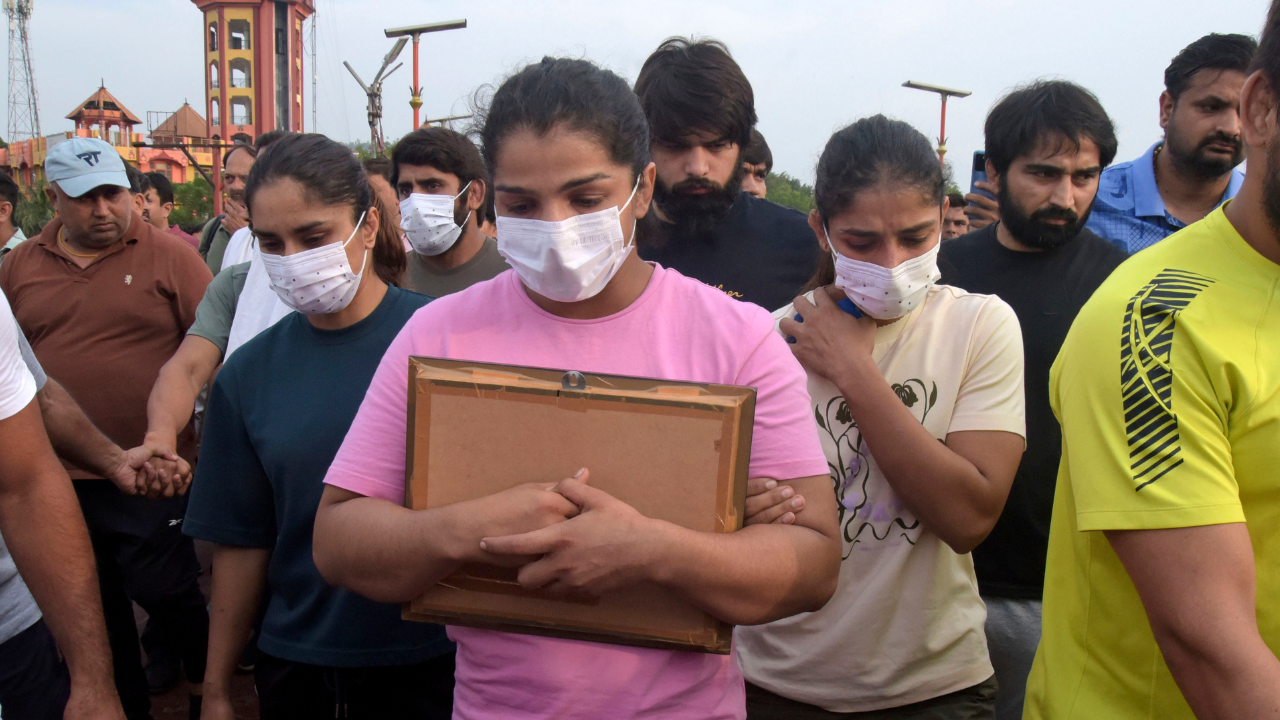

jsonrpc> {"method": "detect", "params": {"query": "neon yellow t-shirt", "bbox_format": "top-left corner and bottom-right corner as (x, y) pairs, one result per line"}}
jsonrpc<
(1024, 205), (1280, 719)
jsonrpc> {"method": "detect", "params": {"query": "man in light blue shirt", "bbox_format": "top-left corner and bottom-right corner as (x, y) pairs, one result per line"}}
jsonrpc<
(1088, 33), (1254, 253)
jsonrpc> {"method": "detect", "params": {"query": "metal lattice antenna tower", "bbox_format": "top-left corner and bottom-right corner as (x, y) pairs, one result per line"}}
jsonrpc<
(4, 0), (40, 143)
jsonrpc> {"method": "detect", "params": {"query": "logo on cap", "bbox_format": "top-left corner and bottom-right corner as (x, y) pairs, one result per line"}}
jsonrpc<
(76, 151), (102, 167)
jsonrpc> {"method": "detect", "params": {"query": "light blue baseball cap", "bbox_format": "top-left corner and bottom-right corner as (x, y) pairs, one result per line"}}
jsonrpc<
(45, 137), (130, 198)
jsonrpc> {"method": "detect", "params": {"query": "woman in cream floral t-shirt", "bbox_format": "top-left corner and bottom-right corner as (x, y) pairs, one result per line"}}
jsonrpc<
(737, 116), (1026, 719)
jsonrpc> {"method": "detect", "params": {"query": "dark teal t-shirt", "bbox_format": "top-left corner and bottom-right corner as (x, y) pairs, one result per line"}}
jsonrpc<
(184, 286), (451, 667)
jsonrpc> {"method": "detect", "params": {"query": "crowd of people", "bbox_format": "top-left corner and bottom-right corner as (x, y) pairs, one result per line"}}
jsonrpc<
(0, 4), (1273, 720)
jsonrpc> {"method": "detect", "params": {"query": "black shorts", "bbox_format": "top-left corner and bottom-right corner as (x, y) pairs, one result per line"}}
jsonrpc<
(0, 620), (71, 720)
(255, 650), (456, 720)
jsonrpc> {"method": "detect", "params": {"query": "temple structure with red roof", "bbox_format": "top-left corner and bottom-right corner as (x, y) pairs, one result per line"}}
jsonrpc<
(1, 85), (216, 190)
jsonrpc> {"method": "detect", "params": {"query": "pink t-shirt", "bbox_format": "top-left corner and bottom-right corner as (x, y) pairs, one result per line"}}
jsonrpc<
(324, 264), (828, 720)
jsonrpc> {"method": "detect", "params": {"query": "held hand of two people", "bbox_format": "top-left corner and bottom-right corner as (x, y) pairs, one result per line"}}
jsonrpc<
(480, 469), (660, 598)
(779, 286), (877, 386)
(963, 182), (1000, 230)
(114, 443), (192, 499)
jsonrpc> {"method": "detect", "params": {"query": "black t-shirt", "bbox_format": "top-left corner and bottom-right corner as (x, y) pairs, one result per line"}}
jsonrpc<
(938, 223), (1128, 600)
(638, 191), (819, 312)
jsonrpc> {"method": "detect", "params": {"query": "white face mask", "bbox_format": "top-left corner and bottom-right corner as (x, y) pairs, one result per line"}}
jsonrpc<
(827, 227), (941, 320)
(259, 212), (368, 315)
(399, 182), (472, 256)
(496, 178), (640, 303)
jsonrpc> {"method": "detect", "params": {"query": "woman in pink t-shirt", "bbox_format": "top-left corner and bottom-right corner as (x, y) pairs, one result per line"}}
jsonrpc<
(310, 57), (840, 720)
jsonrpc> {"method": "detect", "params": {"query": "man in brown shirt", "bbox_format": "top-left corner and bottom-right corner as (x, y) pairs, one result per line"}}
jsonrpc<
(0, 137), (213, 720)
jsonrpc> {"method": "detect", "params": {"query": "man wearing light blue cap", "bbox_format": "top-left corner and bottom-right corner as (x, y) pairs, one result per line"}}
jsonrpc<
(0, 136), (213, 720)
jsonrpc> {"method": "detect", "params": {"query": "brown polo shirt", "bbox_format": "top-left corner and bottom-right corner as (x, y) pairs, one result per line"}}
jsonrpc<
(0, 212), (213, 478)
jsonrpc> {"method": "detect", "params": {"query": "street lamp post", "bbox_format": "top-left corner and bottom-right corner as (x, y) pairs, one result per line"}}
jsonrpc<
(902, 81), (971, 166)
(385, 19), (467, 130)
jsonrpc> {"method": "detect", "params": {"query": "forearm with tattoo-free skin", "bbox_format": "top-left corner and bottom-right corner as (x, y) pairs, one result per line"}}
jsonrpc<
(479, 471), (841, 626)
(835, 357), (1022, 553)
(596, 474), (840, 624)
(38, 378), (175, 497)
(144, 334), (221, 454)
(313, 481), (584, 603)
(202, 545), (268, 710)
(135, 334), (221, 495)
(38, 378), (128, 479)
(0, 400), (123, 717)
(1108, 524), (1280, 720)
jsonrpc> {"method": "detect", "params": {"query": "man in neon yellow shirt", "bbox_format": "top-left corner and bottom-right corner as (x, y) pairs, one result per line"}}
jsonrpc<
(1024, 8), (1280, 718)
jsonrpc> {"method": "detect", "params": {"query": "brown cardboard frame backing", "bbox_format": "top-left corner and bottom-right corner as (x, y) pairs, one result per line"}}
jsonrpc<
(402, 357), (756, 654)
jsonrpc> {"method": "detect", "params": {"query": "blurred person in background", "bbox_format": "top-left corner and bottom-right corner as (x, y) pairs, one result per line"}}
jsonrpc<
(393, 127), (509, 297)
(0, 172), (25, 262)
(198, 143), (255, 274)
(943, 192), (970, 239)
(1088, 33), (1256, 252)
(741, 128), (772, 199)
(141, 172), (198, 252)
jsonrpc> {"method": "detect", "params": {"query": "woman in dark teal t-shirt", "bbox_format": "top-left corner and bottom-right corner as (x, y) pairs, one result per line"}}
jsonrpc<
(184, 134), (453, 720)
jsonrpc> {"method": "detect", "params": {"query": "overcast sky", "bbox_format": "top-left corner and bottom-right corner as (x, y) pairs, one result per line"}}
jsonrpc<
(24, 0), (1270, 186)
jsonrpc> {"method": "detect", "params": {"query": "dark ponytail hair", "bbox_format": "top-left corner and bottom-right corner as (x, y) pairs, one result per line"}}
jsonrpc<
(804, 115), (947, 292)
(364, 170), (406, 287)
(245, 133), (405, 287)
(477, 57), (651, 182)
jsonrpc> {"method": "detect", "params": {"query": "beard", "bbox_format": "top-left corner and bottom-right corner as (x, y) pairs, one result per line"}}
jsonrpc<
(1165, 126), (1245, 181)
(997, 180), (1093, 251)
(653, 161), (745, 240)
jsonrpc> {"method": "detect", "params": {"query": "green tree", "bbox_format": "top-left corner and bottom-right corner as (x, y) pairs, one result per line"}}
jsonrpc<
(347, 139), (399, 161)
(171, 176), (215, 231)
(765, 172), (815, 213)
(14, 180), (54, 238)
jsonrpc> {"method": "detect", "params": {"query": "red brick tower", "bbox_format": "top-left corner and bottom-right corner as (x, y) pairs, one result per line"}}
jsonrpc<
(192, 0), (314, 144)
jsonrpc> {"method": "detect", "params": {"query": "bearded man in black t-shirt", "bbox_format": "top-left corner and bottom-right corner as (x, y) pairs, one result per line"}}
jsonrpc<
(937, 80), (1128, 720)
(634, 37), (818, 312)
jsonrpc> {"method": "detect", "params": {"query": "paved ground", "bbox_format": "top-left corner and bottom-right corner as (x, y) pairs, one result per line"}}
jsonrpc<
(136, 540), (261, 720)
(152, 674), (258, 720)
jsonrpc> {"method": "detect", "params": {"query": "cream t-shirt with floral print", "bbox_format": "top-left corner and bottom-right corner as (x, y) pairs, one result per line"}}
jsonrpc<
(737, 284), (1025, 713)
